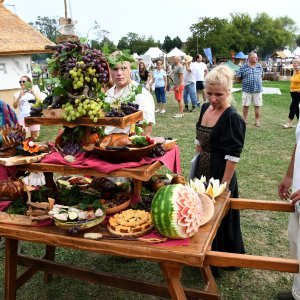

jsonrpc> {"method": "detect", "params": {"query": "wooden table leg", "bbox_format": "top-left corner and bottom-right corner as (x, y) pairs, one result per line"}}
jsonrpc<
(160, 262), (186, 300)
(200, 265), (219, 298)
(4, 238), (18, 300)
(43, 245), (56, 283)
(131, 179), (142, 204)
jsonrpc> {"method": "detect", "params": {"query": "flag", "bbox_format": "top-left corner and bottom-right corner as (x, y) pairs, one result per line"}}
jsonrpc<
(204, 48), (213, 65)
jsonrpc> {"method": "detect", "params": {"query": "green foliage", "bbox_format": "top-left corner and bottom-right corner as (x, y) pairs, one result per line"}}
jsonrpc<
(162, 35), (183, 52)
(107, 50), (135, 69)
(185, 13), (297, 59)
(296, 35), (300, 46)
(117, 32), (159, 54)
(29, 16), (60, 42)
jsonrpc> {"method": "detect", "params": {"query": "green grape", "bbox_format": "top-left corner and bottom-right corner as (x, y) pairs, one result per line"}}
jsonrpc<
(66, 116), (71, 122)
(93, 117), (98, 123)
(85, 76), (90, 82)
(75, 99), (80, 104)
(93, 78), (97, 83)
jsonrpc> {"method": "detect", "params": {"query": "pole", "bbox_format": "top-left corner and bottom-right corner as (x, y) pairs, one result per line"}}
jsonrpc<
(196, 36), (199, 54)
(64, 0), (68, 19)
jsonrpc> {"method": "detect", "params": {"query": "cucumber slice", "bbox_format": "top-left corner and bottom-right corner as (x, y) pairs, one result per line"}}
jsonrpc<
(68, 211), (78, 221)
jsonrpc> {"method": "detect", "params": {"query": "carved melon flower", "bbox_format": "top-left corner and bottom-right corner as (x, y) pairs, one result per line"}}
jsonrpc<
(23, 138), (40, 153)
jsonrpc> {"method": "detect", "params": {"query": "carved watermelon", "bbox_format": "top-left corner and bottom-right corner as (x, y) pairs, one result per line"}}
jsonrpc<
(151, 184), (203, 239)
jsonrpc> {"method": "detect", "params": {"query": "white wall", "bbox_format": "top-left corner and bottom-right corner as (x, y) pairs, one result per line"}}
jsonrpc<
(0, 55), (32, 90)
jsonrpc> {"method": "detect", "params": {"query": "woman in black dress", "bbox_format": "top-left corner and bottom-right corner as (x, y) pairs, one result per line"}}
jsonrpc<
(194, 65), (246, 275)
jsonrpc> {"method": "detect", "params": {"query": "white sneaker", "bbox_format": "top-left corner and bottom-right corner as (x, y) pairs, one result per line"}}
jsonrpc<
(155, 109), (160, 113)
(160, 109), (166, 114)
(173, 113), (184, 118)
(282, 122), (293, 128)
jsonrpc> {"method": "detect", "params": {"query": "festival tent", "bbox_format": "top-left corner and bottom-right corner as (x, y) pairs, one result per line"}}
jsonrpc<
(283, 48), (293, 58)
(144, 47), (166, 59)
(234, 51), (248, 59)
(293, 47), (300, 58)
(270, 51), (288, 59)
(225, 60), (240, 72)
(166, 47), (186, 58)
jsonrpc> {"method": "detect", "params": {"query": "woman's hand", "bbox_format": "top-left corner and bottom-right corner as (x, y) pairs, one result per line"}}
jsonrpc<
(291, 189), (300, 205)
(278, 175), (292, 200)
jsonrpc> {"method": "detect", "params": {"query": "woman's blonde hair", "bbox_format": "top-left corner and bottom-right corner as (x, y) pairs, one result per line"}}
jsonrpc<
(205, 64), (234, 92)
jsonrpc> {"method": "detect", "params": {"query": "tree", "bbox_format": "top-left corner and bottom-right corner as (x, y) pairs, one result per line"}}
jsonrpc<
(162, 36), (173, 52)
(117, 32), (159, 54)
(296, 35), (300, 47)
(162, 36), (183, 52)
(29, 16), (59, 42)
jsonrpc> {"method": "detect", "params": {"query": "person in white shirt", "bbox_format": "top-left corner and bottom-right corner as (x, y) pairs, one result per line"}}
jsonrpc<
(13, 76), (43, 140)
(182, 55), (197, 112)
(105, 61), (155, 136)
(193, 54), (208, 106)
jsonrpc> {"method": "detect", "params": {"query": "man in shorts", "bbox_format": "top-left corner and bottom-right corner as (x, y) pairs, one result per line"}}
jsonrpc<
(236, 52), (264, 127)
(193, 54), (208, 106)
(172, 56), (184, 118)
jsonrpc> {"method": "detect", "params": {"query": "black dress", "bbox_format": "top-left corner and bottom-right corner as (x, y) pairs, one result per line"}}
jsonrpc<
(195, 102), (246, 255)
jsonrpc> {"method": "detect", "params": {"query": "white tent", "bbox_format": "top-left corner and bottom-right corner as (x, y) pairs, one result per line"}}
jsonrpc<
(167, 47), (186, 58)
(144, 47), (165, 59)
(132, 52), (140, 59)
(283, 48), (293, 58)
(293, 46), (300, 58)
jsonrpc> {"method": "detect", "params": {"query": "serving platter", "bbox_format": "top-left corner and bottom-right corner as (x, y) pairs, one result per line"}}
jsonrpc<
(93, 143), (156, 163)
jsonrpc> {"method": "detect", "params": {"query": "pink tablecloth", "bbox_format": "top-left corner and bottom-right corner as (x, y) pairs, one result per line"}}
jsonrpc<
(42, 146), (181, 175)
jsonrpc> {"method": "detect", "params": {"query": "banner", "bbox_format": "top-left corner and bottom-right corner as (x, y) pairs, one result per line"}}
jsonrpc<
(203, 48), (213, 65)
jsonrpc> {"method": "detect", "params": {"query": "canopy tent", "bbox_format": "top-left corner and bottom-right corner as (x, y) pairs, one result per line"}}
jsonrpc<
(293, 46), (300, 58)
(234, 51), (248, 59)
(224, 60), (240, 72)
(144, 47), (165, 59)
(166, 47), (186, 58)
(283, 48), (293, 58)
(132, 52), (140, 60)
(270, 51), (288, 59)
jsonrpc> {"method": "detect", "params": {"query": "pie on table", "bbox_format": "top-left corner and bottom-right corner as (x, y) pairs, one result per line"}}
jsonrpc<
(107, 209), (153, 237)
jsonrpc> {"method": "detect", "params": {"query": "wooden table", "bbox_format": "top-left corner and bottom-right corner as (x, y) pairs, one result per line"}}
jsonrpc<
(0, 192), (231, 300)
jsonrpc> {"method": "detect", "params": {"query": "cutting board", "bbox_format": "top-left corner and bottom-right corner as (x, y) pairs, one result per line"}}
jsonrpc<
(0, 153), (47, 166)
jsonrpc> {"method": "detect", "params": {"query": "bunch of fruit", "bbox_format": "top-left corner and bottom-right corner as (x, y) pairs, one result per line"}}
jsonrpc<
(62, 96), (104, 122)
(105, 102), (140, 117)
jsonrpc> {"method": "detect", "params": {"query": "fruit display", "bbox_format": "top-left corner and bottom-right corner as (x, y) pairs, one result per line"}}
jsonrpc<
(151, 184), (204, 239)
(0, 124), (26, 157)
(189, 176), (227, 200)
(49, 204), (105, 233)
(107, 209), (153, 237)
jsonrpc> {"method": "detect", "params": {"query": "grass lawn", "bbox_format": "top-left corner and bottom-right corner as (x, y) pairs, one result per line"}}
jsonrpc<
(0, 80), (297, 299)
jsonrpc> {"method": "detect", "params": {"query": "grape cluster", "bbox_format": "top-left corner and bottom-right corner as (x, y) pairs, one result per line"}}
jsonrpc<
(147, 144), (166, 158)
(105, 102), (140, 117)
(82, 48), (109, 83)
(105, 108), (125, 117)
(7, 132), (25, 143)
(62, 97), (104, 122)
(120, 103), (139, 115)
(30, 106), (43, 117)
(62, 141), (81, 156)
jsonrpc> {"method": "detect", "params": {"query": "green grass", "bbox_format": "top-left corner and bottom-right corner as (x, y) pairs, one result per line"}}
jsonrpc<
(0, 80), (296, 299)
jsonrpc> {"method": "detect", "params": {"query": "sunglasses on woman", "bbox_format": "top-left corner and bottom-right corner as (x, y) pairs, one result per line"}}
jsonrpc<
(19, 80), (26, 84)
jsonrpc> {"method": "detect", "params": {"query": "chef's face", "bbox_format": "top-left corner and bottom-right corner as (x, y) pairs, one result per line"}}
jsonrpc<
(206, 84), (230, 109)
(111, 62), (131, 88)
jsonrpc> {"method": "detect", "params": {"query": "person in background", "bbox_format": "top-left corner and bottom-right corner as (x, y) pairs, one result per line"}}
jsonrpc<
(283, 58), (300, 129)
(193, 65), (246, 277)
(172, 56), (184, 118)
(182, 55), (198, 112)
(236, 51), (264, 127)
(278, 121), (300, 300)
(105, 61), (155, 136)
(138, 61), (151, 89)
(13, 76), (43, 140)
(152, 60), (167, 114)
(193, 54), (208, 106)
